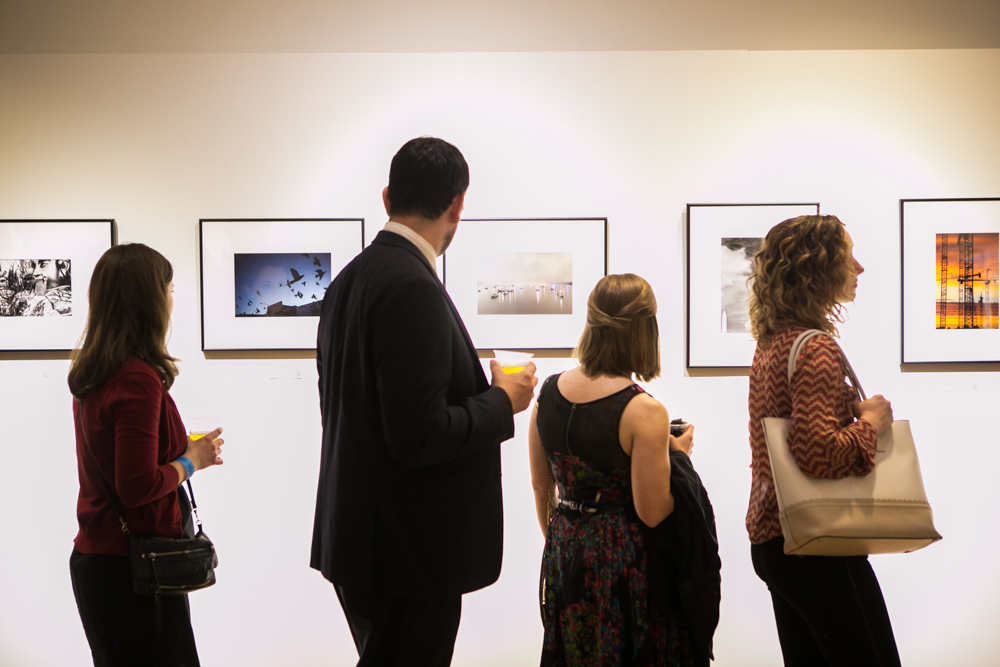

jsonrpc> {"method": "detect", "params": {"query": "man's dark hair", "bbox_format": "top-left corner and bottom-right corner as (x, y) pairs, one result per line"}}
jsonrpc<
(386, 137), (469, 220)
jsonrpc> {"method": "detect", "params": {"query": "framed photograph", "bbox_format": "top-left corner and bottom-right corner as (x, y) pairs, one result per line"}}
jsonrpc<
(687, 203), (820, 368)
(0, 219), (116, 352)
(200, 219), (364, 351)
(443, 218), (608, 349)
(901, 198), (1000, 364)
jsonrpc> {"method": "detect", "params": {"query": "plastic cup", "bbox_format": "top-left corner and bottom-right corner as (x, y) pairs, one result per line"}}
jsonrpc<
(493, 350), (534, 374)
(187, 417), (220, 441)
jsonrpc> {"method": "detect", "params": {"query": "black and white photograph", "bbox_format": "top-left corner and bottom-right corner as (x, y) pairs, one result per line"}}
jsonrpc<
(0, 259), (72, 317)
(233, 252), (332, 317)
(444, 218), (607, 349)
(476, 252), (573, 315)
(720, 238), (762, 334)
(901, 198), (1000, 363)
(687, 203), (819, 367)
(0, 220), (115, 351)
(200, 218), (364, 351)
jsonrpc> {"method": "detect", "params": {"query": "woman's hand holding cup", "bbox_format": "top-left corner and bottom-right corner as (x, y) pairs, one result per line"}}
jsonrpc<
(185, 427), (224, 470)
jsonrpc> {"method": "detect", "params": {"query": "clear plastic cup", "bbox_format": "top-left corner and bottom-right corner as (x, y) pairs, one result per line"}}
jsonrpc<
(187, 417), (220, 441)
(493, 350), (534, 374)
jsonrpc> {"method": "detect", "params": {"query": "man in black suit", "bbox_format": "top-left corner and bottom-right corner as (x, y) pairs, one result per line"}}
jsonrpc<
(311, 137), (537, 666)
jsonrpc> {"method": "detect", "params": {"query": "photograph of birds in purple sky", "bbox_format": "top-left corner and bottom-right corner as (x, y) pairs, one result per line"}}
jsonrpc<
(233, 252), (331, 316)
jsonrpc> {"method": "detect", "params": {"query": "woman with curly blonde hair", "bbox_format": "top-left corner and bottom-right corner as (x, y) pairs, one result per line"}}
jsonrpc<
(745, 215), (900, 666)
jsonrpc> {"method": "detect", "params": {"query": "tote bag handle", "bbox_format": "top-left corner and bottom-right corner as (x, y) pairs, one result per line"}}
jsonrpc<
(788, 329), (866, 402)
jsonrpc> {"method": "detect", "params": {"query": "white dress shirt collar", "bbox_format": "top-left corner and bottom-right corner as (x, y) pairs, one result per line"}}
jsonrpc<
(382, 221), (438, 276)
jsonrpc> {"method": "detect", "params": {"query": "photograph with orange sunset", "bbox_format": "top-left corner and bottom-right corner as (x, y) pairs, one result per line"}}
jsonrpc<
(935, 232), (999, 329)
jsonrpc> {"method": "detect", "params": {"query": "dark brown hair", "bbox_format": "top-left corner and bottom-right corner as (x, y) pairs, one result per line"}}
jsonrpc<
(575, 273), (660, 381)
(387, 137), (469, 220)
(68, 244), (178, 397)
(747, 214), (853, 348)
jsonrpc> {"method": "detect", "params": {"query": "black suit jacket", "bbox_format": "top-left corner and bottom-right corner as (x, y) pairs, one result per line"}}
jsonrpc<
(646, 451), (722, 667)
(311, 230), (515, 598)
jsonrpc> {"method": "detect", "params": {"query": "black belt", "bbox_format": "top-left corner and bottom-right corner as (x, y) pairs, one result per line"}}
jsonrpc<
(558, 498), (630, 514)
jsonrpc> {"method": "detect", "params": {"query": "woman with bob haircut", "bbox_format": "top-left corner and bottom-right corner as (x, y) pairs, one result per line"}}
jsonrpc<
(528, 273), (696, 665)
(68, 243), (224, 667)
(745, 215), (899, 666)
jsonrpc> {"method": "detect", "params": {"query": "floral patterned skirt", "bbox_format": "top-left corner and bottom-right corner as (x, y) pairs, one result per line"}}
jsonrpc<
(539, 507), (693, 667)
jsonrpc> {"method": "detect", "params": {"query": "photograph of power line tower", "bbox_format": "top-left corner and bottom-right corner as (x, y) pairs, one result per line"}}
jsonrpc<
(935, 233), (998, 329)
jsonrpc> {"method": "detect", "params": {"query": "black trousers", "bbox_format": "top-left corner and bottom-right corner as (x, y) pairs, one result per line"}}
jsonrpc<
(69, 550), (200, 667)
(335, 583), (462, 667)
(751, 537), (901, 667)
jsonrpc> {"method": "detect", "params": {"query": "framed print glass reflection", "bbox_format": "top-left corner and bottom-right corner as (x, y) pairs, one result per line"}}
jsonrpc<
(901, 198), (1000, 364)
(443, 218), (608, 349)
(200, 219), (364, 351)
(687, 203), (819, 368)
(0, 219), (116, 351)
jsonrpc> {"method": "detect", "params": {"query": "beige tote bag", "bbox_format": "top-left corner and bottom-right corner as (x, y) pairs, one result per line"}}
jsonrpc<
(762, 330), (942, 556)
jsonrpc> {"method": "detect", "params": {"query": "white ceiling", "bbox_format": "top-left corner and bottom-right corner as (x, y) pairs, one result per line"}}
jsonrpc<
(1, 0), (999, 53)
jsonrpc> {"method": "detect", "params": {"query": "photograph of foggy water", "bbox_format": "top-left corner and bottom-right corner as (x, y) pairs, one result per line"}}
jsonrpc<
(720, 237), (761, 334)
(477, 252), (573, 315)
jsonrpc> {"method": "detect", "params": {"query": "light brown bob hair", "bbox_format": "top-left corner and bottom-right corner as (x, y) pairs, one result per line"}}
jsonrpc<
(68, 244), (178, 398)
(747, 214), (854, 348)
(576, 273), (660, 381)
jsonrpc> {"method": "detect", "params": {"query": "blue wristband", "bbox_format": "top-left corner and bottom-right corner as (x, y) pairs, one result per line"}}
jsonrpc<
(177, 456), (195, 479)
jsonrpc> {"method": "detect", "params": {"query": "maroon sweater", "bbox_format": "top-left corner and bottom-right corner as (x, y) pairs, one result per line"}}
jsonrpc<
(73, 359), (185, 556)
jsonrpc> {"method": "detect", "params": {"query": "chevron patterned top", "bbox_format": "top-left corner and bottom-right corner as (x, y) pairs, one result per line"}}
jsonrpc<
(746, 326), (879, 544)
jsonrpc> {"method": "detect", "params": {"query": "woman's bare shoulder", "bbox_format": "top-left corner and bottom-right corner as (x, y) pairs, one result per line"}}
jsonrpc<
(622, 391), (668, 427)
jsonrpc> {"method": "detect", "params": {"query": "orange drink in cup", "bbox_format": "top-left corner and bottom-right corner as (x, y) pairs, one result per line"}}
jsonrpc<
(494, 350), (534, 374)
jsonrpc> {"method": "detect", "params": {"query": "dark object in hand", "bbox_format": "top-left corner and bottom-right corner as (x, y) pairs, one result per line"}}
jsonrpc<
(670, 419), (688, 438)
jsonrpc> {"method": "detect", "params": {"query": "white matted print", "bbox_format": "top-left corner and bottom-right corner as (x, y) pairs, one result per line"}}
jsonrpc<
(200, 219), (364, 351)
(0, 220), (115, 351)
(444, 219), (607, 349)
(687, 204), (819, 368)
(901, 198), (1000, 363)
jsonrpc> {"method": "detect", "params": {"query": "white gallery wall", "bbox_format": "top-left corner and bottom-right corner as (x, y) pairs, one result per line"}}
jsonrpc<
(1, 49), (998, 666)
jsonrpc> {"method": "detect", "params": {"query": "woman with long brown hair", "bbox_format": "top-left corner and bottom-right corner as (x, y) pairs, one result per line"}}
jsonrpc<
(68, 243), (223, 667)
(528, 273), (697, 665)
(746, 215), (899, 666)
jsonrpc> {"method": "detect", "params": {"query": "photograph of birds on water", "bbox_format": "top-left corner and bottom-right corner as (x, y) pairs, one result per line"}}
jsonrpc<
(233, 252), (331, 317)
(476, 252), (572, 315)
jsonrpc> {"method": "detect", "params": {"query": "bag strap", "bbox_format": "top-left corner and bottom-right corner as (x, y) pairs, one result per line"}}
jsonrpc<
(75, 397), (202, 536)
(787, 329), (867, 402)
(75, 397), (131, 536)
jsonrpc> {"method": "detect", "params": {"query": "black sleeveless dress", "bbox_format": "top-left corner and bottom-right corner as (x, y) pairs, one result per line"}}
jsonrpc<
(536, 373), (692, 667)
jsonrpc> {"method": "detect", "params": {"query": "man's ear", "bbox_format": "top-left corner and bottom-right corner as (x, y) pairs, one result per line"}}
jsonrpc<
(447, 191), (466, 225)
(382, 186), (391, 216)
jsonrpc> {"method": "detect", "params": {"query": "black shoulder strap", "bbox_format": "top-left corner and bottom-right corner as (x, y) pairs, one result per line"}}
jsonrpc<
(75, 397), (201, 536)
(76, 397), (130, 536)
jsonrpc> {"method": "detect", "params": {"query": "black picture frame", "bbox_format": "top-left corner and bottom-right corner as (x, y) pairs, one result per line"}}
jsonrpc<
(686, 203), (820, 369)
(442, 217), (609, 350)
(900, 198), (1000, 364)
(0, 219), (116, 352)
(199, 218), (365, 351)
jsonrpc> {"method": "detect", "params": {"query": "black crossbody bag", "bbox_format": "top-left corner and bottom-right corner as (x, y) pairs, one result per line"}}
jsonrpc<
(77, 401), (218, 602)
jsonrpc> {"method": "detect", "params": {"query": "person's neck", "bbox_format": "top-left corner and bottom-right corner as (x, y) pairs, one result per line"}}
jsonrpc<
(388, 216), (442, 255)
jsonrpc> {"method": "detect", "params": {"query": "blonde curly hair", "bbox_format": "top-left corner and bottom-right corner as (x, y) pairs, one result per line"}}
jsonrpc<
(748, 215), (854, 348)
